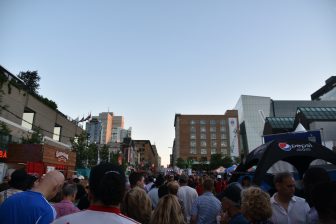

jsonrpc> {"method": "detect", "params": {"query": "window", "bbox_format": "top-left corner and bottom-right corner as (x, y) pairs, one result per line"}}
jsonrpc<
(190, 140), (196, 147)
(221, 140), (228, 147)
(200, 126), (206, 133)
(200, 134), (206, 139)
(201, 148), (207, 154)
(190, 147), (196, 154)
(200, 140), (207, 147)
(211, 133), (216, 139)
(190, 120), (196, 125)
(210, 127), (216, 132)
(220, 126), (226, 133)
(190, 126), (196, 133)
(220, 120), (226, 125)
(221, 148), (228, 155)
(190, 133), (196, 139)
(22, 109), (35, 130)
(200, 120), (207, 125)
(210, 120), (216, 126)
(221, 133), (227, 139)
(211, 141), (217, 147)
(211, 148), (217, 154)
(53, 125), (62, 141)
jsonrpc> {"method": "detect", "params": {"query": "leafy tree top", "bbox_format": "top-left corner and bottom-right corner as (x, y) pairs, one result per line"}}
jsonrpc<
(18, 70), (40, 94)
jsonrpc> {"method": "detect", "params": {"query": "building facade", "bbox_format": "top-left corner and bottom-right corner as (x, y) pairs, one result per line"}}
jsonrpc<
(311, 76), (336, 101)
(173, 110), (240, 166)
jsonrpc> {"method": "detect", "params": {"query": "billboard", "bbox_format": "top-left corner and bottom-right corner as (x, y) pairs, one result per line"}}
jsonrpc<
(228, 117), (239, 157)
(263, 130), (322, 145)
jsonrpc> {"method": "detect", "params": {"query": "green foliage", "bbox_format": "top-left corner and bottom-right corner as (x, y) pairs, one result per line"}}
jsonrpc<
(222, 156), (233, 168)
(87, 143), (98, 167)
(35, 94), (58, 110)
(99, 144), (110, 163)
(209, 153), (223, 170)
(0, 122), (11, 148)
(71, 132), (89, 168)
(21, 127), (43, 144)
(18, 71), (40, 94)
(176, 157), (186, 169)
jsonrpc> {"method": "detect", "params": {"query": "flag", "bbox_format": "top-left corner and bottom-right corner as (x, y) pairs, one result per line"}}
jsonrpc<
(84, 113), (91, 121)
(79, 117), (85, 122)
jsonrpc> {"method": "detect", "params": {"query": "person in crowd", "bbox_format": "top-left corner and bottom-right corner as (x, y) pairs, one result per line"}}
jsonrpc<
(167, 180), (187, 222)
(0, 170), (65, 224)
(270, 172), (310, 224)
(149, 194), (186, 224)
(148, 174), (164, 208)
(53, 183), (80, 218)
(241, 186), (273, 224)
(177, 174), (198, 224)
(122, 186), (152, 224)
(190, 178), (221, 224)
(195, 176), (204, 196)
(241, 176), (252, 188)
(220, 182), (249, 224)
(26, 174), (38, 190)
(75, 183), (90, 210)
(0, 169), (28, 204)
(128, 172), (145, 189)
(145, 176), (154, 192)
(311, 182), (336, 224)
(51, 163), (139, 224)
(303, 166), (331, 224)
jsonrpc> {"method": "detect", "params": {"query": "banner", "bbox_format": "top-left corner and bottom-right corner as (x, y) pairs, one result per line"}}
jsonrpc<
(228, 117), (239, 157)
(263, 130), (322, 145)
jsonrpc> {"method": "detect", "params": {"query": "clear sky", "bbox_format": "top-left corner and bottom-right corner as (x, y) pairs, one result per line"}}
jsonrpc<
(1, 0), (336, 167)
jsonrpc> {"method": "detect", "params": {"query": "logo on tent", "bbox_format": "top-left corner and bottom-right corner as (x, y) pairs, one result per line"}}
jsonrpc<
(278, 143), (292, 151)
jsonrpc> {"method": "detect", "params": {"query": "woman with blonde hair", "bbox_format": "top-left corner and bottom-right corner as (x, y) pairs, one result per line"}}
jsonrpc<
(122, 187), (152, 224)
(150, 194), (186, 224)
(241, 186), (273, 224)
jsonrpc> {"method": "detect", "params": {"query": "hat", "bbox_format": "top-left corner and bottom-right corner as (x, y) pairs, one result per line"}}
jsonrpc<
(220, 182), (243, 205)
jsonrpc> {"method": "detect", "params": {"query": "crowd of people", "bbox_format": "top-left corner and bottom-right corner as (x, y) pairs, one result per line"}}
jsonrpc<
(0, 164), (335, 224)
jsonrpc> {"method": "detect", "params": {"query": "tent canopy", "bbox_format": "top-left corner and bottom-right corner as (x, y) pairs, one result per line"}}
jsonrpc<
(231, 139), (336, 185)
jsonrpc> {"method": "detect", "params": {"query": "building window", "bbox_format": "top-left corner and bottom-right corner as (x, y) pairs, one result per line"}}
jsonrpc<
(200, 126), (206, 133)
(200, 134), (206, 139)
(210, 120), (216, 126)
(190, 120), (196, 125)
(221, 133), (227, 139)
(211, 141), (217, 147)
(22, 109), (35, 130)
(190, 126), (196, 133)
(190, 147), (196, 154)
(221, 148), (228, 155)
(53, 125), (62, 141)
(220, 120), (226, 125)
(210, 127), (216, 132)
(190, 140), (196, 147)
(211, 133), (216, 139)
(190, 133), (196, 139)
(200, 140), (207, 147)
(211, 148), (217, 154)
(221, 140), (228, 147)
(200, 120), (207, 125)
(201, 148), (207, 154)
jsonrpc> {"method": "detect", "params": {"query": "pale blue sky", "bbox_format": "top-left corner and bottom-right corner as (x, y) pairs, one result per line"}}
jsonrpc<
(1, 0), (336, 166)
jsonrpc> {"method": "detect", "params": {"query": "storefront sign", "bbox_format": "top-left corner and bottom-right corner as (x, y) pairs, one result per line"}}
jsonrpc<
(0, 149), (7, 159)
(55, 151), (69, 162)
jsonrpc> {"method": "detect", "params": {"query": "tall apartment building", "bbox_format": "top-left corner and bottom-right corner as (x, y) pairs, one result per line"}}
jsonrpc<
(173, 110), (240, 165)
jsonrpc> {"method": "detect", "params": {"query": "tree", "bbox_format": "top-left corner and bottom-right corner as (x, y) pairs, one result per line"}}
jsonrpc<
(21, 127), (43, 144)
(210, 154), (222, 170)
(71, 132), (89, 168)
(18, 71), (40, 94)
(176, 157), (186, 169)
(100, 144), (110, 163)
(222, 156), (233, 168)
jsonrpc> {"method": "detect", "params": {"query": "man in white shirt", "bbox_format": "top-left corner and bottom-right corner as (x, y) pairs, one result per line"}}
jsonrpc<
(270, 172), (311, 224)
(177, 175), (198, 223)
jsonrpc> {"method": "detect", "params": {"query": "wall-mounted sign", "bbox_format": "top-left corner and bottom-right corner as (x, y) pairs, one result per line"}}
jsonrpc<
(0, 150), (7, 159)
(55, 151), (69, 162)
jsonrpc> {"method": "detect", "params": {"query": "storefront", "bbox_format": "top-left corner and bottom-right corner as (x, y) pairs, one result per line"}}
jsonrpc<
(3, 144), (76, 179)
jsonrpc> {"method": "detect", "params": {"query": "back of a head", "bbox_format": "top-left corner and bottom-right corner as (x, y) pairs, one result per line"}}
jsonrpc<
(167, 181), (179, 195)
(155, 174), (165, 187)
(303, 167), (330, 189)
(122, 187), (152, 224)
(150, 194), (185, 224)
(89, 163), (125, 206)
(241, 186), (272, 222)
(62, 183), (77, 197)
(220, 182), (243, 206)
(178, 175), (188, 185)
(38, 170), (65, 200)
(203, 178), (214, 192)
(9, 169), (28, 190)
(129, 172), (143, 188)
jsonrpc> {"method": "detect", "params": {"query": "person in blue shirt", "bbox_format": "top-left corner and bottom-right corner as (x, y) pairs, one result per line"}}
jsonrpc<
(0, 170), (65, 224)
